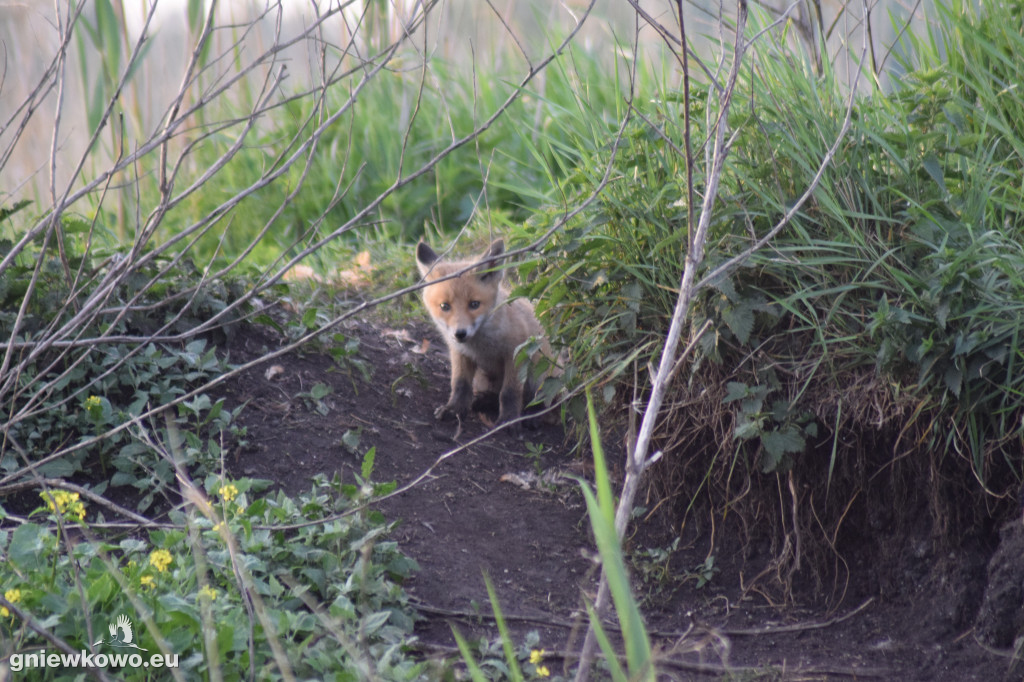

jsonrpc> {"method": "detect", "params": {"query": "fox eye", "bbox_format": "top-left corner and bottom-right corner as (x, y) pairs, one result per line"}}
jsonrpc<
(440, 302), (451, 312)
(469, 300), (481, 310)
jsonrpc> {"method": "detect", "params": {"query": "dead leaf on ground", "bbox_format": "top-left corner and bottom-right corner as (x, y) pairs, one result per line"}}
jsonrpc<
(383, 328), (430, 354)
(500, 472), (532, 490)
(283, 264), (322, 283)
(383, 328), (415, 344)
(500, 469), (573, 491)
(331, 250), (374, 287)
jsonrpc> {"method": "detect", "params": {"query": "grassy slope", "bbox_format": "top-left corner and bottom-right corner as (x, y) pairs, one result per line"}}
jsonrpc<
(516, 0), (1024, 559)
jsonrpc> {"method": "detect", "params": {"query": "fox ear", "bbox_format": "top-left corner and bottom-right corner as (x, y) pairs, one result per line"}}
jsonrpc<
(482, 239), (505, 260)
(416, 241), (439, 276)
(476, 239), (506, 282)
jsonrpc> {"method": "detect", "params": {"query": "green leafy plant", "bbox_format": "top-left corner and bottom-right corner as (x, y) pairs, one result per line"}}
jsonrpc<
(633, 537), (681, 593)
(724, 381), (818, 474)
(1, 462), (420, 681)
(298, 381), (334, 416)
(453, 624), (557, 682)
(523, 442), (546, 476)
(688, 555), (719, 590)
(0, 235), (244, 510)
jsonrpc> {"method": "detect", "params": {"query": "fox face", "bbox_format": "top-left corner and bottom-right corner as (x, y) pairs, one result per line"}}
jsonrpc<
(416, 240), (504, 345)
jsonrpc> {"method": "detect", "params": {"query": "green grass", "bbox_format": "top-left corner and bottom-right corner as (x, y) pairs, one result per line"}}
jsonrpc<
(99, 45), (641, 273)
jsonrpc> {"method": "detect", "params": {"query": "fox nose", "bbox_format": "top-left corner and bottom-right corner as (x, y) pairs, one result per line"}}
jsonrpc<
(454, 329), (468, 342)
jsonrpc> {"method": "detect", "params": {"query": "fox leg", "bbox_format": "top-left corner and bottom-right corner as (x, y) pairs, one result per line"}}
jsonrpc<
(496, 355), (524, 425)
(437, 349), (475, 421)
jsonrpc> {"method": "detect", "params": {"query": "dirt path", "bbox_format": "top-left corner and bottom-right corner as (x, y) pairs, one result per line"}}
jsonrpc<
(218, 313), (1013, 680)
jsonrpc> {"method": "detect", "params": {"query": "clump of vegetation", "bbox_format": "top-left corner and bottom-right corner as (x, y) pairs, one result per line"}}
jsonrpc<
(0, 215), (247, 510)
(518, 0), (1024, 579)
(1, 469), (421, 680)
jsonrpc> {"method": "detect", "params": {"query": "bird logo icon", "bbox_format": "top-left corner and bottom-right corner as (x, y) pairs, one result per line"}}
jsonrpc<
(94, 614), (148, 651)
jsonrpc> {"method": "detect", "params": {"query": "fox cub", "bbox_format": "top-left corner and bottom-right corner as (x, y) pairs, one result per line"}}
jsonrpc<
(416, 239), (551, 426)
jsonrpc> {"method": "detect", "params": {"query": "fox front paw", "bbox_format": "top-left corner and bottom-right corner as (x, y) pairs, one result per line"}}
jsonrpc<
(434, 402), (468, 421)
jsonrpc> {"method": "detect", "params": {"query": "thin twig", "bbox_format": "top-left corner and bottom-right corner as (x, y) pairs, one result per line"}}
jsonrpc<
(0, 477), (152, 525)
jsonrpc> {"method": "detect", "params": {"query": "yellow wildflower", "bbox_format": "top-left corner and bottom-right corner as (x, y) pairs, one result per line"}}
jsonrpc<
(40, 490), (86, 521)
(67, 494), (86, 521)
(84, 395), (102, 410)
(139, 575), (155, 590)
(199, 585), (218, 601)
(529, 649), (549, 677)
(148, 549), (173, 573)
(2, 588), (21, 618)
(218, 483), (239, 503)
